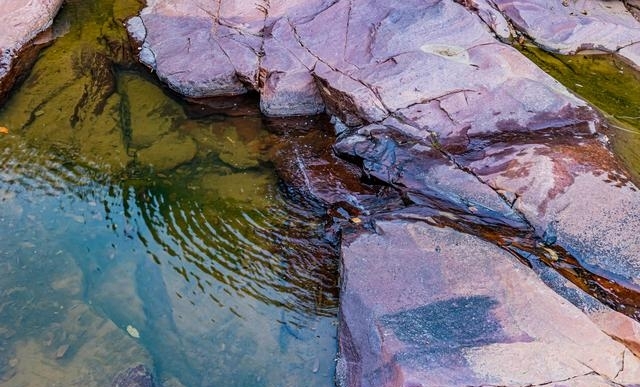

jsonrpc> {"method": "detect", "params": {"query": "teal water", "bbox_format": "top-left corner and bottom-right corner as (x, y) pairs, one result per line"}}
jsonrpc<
(0, 1), (337, 386)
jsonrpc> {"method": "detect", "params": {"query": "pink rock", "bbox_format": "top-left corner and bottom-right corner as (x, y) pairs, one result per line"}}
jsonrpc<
(127, 0), (263, 97)
(339, 221), (640, 386)
(125, 1), (640, 385)
(490, 0), (640, 67)
(0, 0), (64, 102)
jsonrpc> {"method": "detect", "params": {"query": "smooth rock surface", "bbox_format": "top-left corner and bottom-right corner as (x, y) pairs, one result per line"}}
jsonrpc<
(127, 0), (263, 98)
(0, 0), (64, 103)
(338, 220), (640, 387)
(487, 0), (640, 68)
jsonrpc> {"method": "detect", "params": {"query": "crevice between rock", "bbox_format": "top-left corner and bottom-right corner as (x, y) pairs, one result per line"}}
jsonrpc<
(285, 18), (391, 118)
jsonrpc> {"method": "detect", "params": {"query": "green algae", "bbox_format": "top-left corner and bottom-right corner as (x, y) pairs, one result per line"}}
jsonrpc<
(0, 1), (273, 176)
(519, 44), (640, 180)
(0, 0), (141, 172)
(0, 0), (338, 385)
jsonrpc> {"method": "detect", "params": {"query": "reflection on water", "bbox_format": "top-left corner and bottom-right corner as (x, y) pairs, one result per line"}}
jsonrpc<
(0, 1), (337, 386)
(519, 44), (640, 181)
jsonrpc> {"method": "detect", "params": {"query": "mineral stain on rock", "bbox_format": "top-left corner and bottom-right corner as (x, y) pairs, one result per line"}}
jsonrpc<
(378, 296), (507, 372)
(380, 296), (504, 350)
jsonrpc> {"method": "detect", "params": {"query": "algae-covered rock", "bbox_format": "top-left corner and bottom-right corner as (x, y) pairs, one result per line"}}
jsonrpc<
(183, 116), (272, 170)
(0, 0), (146, 173)
(76, 93), (131, 171)
(217, 127), (261, 170)
(119, 74), (183, 150)
(198, 170), (277, 208)
(135, 131), (197, 171)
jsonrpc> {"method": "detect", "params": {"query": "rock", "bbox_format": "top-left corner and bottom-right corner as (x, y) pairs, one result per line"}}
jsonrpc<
(126, 0), (263, 98)
(126, 0), (640, 385)
(198, 170), (277, 207)
(0, 3), (138, 172)
(338, 220), (640, 386)
(488, 0), (640, 68)
(0, 0), (64, 103)
(259, 17), (325, 116)
(627, 0), (640, 21)
(267, 116), (388, 211)
(112, 364), (157, 387)
(135, 131), (198, 171)
(55, 344), (69, 359)
(119, 74), (183, 150)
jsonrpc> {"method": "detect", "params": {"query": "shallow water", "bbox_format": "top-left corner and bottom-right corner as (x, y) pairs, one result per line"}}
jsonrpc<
(0, 1), (337, 386)
(519, 44), (640, 182)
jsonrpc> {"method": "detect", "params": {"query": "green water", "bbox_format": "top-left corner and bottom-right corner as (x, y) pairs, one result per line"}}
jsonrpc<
(0, 1), (337, 386)
(519, 44), (640, 181)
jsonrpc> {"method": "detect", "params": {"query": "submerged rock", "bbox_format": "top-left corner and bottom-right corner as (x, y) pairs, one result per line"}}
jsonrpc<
(135, 131), (198, 171)
(112, 364), (157, 387)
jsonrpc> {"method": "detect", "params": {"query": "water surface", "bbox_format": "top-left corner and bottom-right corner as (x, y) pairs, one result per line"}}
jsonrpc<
(0, 1), (337, 386)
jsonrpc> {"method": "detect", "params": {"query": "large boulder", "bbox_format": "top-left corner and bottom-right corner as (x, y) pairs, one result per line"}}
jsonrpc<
(126, 0), (264, 98)
(0, 0), (64, 103)
(338, 220), (640, 386)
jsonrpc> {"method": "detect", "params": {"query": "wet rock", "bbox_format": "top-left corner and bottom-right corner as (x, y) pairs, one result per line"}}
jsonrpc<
(0, 0), (64, 103)
(0, 10), (133, 172)
(112, 364), (157, 387)
(119, 74), (182, 150)
(338, 220), (640, 386)
(198, 170), (277, 207)
(266, 116), (400, 213)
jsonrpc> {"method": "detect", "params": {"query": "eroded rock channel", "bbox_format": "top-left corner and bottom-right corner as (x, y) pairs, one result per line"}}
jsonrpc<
(4, 0), (640, 386)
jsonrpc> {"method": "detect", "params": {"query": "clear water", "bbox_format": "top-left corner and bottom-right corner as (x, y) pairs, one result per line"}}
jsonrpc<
(0, 1), (337, 386)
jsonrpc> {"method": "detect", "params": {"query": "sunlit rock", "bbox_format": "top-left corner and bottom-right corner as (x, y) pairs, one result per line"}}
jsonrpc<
(338, 221), (640, 386)
(487, 0), (640, 68)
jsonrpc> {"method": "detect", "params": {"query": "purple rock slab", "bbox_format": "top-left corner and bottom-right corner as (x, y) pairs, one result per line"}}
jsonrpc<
(127, 0), (263, 98)
(490, 0), (640, 67)
(338, 220), (640, 386)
